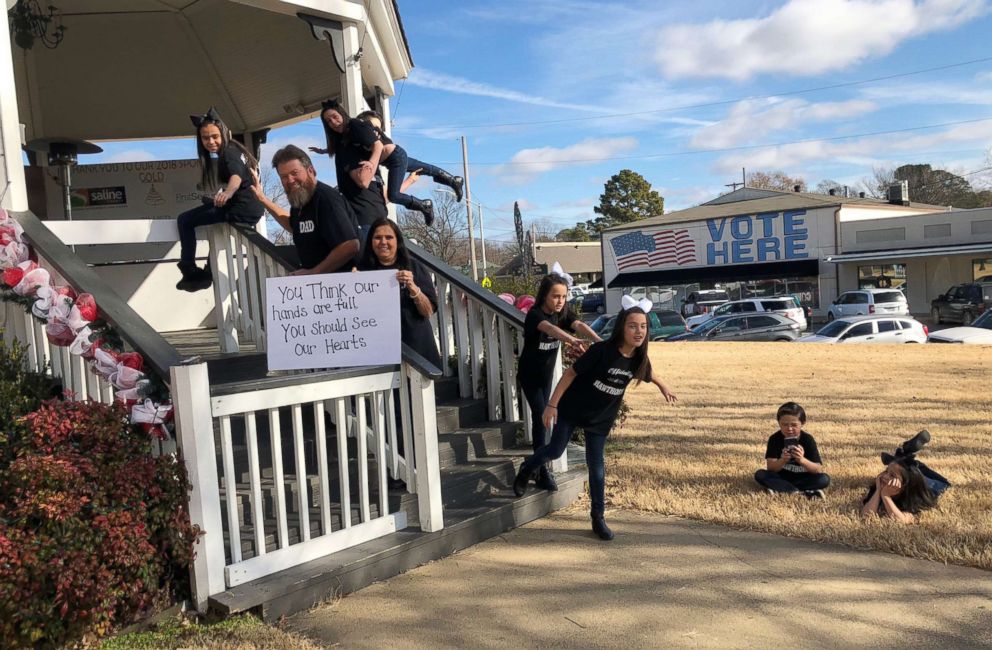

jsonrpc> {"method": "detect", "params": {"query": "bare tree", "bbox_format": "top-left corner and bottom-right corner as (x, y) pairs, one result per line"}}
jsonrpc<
(399, 189), (469, 267)
(260, 167), (292, 245)
(858, 166), (895, 199)
(747, 170), (806, 192)
(530, 217), (560, 242)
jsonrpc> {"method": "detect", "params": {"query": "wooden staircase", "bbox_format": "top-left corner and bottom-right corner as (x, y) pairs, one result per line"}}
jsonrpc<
(205, 369), (587, 621)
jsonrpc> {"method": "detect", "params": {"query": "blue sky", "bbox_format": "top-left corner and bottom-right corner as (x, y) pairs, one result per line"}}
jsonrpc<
(91, 0), (992, 245)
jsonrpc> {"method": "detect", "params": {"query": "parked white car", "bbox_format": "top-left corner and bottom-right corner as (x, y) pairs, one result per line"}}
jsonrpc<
(798, 315), (928, 343)
(686, 297), (807, 331)
(827, 288), (909, 321)
(926, 310), (992, 344)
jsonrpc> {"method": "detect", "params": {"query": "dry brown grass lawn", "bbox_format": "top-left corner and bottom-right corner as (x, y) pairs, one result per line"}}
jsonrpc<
(608, 342), (992, 570)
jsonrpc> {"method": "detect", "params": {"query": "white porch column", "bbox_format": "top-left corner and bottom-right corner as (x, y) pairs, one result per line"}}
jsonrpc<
(0, 8), (28, 211)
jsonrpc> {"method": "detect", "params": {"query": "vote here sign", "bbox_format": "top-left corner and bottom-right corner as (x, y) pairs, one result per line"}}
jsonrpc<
(265, 270), (401, 371)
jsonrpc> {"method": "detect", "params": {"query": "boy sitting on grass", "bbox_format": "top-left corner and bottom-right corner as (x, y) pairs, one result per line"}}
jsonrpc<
(754, 402), (830, 499)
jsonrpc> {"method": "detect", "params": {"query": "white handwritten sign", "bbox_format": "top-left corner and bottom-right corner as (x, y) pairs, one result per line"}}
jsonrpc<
(265, 270), (401, 371)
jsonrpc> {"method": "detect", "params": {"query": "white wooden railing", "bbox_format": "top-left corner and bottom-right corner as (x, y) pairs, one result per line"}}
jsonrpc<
(415, 246), (567, 474)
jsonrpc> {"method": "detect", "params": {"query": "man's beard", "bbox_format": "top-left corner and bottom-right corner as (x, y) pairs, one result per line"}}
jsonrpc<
(287, 181), (315, 209)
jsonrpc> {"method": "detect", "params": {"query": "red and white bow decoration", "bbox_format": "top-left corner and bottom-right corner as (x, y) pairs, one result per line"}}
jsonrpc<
(621, 295), (653, 312)
(0, 208), (173, 435)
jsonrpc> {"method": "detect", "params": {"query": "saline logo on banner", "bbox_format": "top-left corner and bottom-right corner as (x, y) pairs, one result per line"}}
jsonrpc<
(265, 270), (401, 371)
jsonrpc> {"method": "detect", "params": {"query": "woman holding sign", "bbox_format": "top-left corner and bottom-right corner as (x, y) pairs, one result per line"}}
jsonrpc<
(356, 217), (441, 369)
(513, 297), (677, 541)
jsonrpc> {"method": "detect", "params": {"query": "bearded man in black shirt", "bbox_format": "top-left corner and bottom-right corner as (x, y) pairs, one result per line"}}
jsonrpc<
(252, 145), (360, 275)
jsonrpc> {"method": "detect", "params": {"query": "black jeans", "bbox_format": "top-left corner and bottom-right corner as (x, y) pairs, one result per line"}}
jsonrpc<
(381, 146), (448, 209)
(520, 417), (609, 515)
(177, 204), (259, 263)
(754, 468), (831, 493)
(177, 203), (229, 264)
(519, 377), (553, 452)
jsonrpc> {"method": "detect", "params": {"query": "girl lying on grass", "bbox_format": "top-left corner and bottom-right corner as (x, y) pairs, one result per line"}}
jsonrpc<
(861, 429), (951, 524)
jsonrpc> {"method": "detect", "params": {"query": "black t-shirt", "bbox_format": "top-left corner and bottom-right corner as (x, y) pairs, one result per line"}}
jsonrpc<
(334, 149), (388, 227)
(518, 307), (577, 384)
(558, 341), (642, 433)
(289, 181), (359, 271)
(356, 257), (441, 368)
(217, 145), (263, 219)
(765, 431), (822, 473)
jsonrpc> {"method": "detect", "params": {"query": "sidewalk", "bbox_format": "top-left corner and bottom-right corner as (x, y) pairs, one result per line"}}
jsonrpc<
(284, 508), (992, 649)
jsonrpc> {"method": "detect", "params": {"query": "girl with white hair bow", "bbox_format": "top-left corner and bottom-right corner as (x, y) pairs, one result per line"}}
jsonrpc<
(515, 263), (601, 493)
(514, 294), (677, 541)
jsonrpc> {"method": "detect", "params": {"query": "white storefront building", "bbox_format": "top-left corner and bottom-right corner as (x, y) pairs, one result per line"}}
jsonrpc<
(601, 186), (949, 316)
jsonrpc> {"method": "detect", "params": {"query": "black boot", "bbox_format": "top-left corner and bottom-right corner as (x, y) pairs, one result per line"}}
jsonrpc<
(409, 198), (434, 227)
(535, 465), (559, 492)
(433, 170), (464, 203)
(513, 463), (535, 497)
(591, 514), (614, 541)
(899, 429), (931, 455)
(176, 262), (211, 292)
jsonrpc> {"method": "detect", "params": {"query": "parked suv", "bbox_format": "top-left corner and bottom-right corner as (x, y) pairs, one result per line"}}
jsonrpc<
(666, 313), (801, 342)
(686, 297), (807, 331)
(930, 283), (990, 326)
(827, 289), (909, 321)
(680, 290), (730, 318)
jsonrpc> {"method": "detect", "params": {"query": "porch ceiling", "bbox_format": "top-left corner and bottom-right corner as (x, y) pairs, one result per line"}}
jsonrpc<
(11, 0), (407, 142)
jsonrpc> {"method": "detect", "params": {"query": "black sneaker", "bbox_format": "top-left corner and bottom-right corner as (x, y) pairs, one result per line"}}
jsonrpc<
(804, 489), (825, 500)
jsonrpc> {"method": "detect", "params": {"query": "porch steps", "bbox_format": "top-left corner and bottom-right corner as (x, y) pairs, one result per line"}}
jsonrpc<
(208, 374), (587, 621)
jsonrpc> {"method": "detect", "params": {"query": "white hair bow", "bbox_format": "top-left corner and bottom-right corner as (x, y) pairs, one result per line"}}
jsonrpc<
(550, 261), (573, 288)
(621, 295), (653, 312)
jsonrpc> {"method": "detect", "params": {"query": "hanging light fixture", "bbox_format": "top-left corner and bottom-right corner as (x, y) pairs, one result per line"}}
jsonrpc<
(8, 1), (66, 50)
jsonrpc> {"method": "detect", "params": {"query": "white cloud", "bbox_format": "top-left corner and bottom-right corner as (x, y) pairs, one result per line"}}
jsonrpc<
(407, 67), (604, 113)
(711, 116), (992, 173)
(690, 98), (877, 148)
(656, 0), (989, 80)
(493, 137), (638, 184)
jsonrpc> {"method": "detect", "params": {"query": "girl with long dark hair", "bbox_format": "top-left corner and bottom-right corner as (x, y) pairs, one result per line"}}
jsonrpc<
(513, 297), (678, 541)
(175, 107), (263, 291)
(517, 269), (600, 492)
(861, 430), (949, 523)
(311, 100), (462, 227)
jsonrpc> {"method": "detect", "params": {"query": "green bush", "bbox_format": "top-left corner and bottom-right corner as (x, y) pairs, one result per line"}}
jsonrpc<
(0, 335), (199, 648)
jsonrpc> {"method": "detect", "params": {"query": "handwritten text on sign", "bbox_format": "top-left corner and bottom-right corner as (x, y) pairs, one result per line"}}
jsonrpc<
(265, 270), (400, 371)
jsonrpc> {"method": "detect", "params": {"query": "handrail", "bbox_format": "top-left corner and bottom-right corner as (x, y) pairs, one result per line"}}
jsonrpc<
(401, 342), (443, 379)
(11, 210), (185, 380)
(408, 242), (525, 327)
(230, 224), (296, 272)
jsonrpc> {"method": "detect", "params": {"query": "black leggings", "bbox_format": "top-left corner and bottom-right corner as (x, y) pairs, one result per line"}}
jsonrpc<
(519, 377), (553, 452)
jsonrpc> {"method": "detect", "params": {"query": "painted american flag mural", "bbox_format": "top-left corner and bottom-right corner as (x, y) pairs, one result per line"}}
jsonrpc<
(609, 229), (697, 270)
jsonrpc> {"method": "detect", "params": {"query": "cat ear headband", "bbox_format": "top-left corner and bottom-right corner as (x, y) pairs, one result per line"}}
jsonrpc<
(621, 295), (652, 312)
(190, 106), (222, 128)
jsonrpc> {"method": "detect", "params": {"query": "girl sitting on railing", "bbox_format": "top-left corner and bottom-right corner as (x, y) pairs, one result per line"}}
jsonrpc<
(176, 107), (264, 292)
(513, 296), (678, 541)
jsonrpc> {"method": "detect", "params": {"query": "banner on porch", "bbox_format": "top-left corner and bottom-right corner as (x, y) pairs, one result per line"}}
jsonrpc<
(265, 270), (401, 371)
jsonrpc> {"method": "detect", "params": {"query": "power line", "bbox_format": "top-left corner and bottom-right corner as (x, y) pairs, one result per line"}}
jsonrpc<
(432, 116), (992, 167)
(400, 56), (992, 132)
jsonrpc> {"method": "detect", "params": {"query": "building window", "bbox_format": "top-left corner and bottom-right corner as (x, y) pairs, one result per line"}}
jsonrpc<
(858, 264), (906, 290)
(856, 227), (906, 244)
(972, 220), (992, 236)
(975, 258), (992, 282)
(924, 223), (951, 238)
(723, 276), (820, 309)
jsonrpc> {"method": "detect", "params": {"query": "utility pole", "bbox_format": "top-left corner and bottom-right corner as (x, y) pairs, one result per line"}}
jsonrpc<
(478, 203), (487, 279)
(460, 136), (479, 282)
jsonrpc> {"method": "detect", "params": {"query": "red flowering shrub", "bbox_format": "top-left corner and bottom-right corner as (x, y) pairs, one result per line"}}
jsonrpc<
(0, 339), (198, 648)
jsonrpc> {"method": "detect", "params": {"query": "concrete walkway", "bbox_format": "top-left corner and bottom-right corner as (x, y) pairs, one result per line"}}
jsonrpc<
(284, 509), (992, 649)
